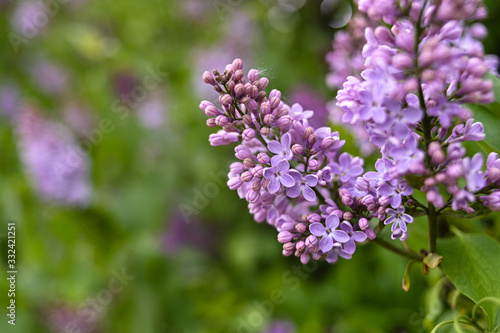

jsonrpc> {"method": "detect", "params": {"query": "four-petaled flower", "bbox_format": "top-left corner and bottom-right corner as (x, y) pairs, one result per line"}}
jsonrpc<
(340, 221), (367, 254)
(325, 242), (352, 264)
(309, 214), (350, 253)
(331, 153), (364, 183)
(286, 170), (318, 202)
(378, 179), (413, 208)
(385, 206), (414, 233)
(268, 132), (293, 165)
(263, 159), (295, 194)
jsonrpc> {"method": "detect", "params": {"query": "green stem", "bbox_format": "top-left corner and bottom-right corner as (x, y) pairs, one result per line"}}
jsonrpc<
(371, 238), (422, 261)
(428, 204), (438, 253)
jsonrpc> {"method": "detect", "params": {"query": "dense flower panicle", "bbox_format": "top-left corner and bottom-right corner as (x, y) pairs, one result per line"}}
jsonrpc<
(199, 58), (377, 264)
(199, 0), (500, 264)
(334, 0), (500, 239)
(17, 108), (92, 207)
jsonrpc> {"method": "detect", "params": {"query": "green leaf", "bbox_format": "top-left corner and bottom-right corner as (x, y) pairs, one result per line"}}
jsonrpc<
(466, 104), (500, 153)
(438, 233), (500, 329)
(486, 72), (500, 104)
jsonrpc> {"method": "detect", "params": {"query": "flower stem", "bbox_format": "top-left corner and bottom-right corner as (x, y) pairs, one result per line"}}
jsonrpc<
(371, 237), (422, 260)
(428, 204), (438, 253)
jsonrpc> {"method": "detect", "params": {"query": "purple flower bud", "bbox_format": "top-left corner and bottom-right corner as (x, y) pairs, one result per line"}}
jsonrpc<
(305, 235), (318, 249)
(226, 80), (235, 92)
(366, 228), (376, 240)
(282, 249), (293, 257)
(205, 105), (220, 117)
(248, 69), (259, 82)
(278, 231), (294, 244)
(435, 173), (446, 183)
(480, 191), (500, 211)
(243, 158), (255, 168)
(295, 223), (306, 233)
(358, 217), (369, 231)
(257, 152), (270, 164)
(260, 102), (271, 115)
(241, 171), (253, 182)
(199, 100), (212, 111)
(252, 165), (264, 178)
(251, 180), (262, 191)
(263, 114), (274, 125)
(355, 177), (370, 192)
(300, 253), (310, 264)
(234, 70), (244, 82)
(307, 213), (321, 223)
(276, 107), (288, 118)
(307, 134), (317, 146)
(260, 127), (270, 136)
(227, 177), (242, 190)
(206, 118), (217, 127)
(232, 58), (243, 71)
(246, 189), (261, 203)
(304, 127), (314, 138)
(219, 94), (233, 106)
(296, 240), (306, 252)
(292, 144), (304, 155)
(343, 212), (353, 221)
(215, 115), (230, 127)
(277, 116), (293, 128)
(427, 189), (444, 208)
(258, 77), (269, 90)
(235, 83), (245, 96)
(392, 53), (413, 70)
(487, 167), (500, 184)
(203, 71), (217, 85)
(378, 195), (391, 207)
(283, 242), (295, 252)
(320, 136), (337, 150)
(270, 97), (281, 110)
(308, 159), (319, 171)
(242, 128), (256, 141)
(242, 114), (253, 126)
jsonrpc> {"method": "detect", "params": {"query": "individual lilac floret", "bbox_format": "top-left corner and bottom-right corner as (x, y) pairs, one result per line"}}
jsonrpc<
(385, 206), (414, 233)
(309, 214), (350, 253)
(392, 106), (423, 139)
(267, 133), (293, 165)
(378, 179), (413, 208)
(330, 153), (364, 183)
(263, 159), (295, 194)
(480, 191), (500, 211)
(287, 103), (314, 122)
(463, 153), (486, 192)
(340, 222), (367, 254)
(209, 130), (239, 146)
(286, 170), (318, 202)
(325, 243), (352, 264)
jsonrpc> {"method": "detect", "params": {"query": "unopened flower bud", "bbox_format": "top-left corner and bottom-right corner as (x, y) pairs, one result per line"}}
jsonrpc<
(220, 94), (233, 106)
(295, 223), (306, 233)
(252, 180), (262, 191)
(308, 159), (319, 171)
(243, 158), (255, 169)
(258, 77), (269, 90)
(305, 235), (318, 249)
(235, 83), (245, 96)
(232, 58), (243, 71)
(215, 115), (230, 127)
(406, 199), (416, 207)
(270, 97), (281, 109)
(227, 177), (242, 190)
(202, 71), (216, 85)
(282, 249), (293, 256)
(242, 128), (256, 141)
(248, 69), (259, 82)
(355, 177), (370, 192)
(292, 144), (304, 155)
(205, 105), (220, 117)
(306, 213), (321, 223)
(246, 189), (261, 203)
(343, 212), (354, 221)
(296, 240), (306, 252)
(378, 195), (391, 207)
(283, 242), (295, 252)
(366, 228), (376, 240)
(234, 70), (244, 82)
(242, 114), (253, 126)
(252, 165), (264, 178)
(278, 231), (294, 243)
(263, 114), (275, 125)
(304, 127), (314, 138)
(260, 102), (271, 115)
(358, 217), (369, 231)
(307, 134), (317, 146)
(320, 136), (336, 150)
(257, 152), (270, 164)
(206, 118), (217, 127)
(260, 127), (270, 136)
(276, 107), (288, 118)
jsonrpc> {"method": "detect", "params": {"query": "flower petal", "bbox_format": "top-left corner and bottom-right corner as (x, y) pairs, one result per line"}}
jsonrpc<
(332, 230), (350, 243)
(309, 222), (325, 236)
(268, 178), (280, 194)
(268, 140), (282, 154)
(286, 185), (301, 198)
(319, 235), (334, 253)
(325, 214), (340, 229)
(280, 173), (296, 187)
(302, 186), (317, 202)
(352, 231), (367, 242)
(276, 159), (290, 173)
(344, 238), (356, 254)
(281, 132), (291, 148)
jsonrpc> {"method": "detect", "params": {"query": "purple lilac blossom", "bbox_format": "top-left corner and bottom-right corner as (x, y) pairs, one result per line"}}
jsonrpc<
(17, 108), (92, 206)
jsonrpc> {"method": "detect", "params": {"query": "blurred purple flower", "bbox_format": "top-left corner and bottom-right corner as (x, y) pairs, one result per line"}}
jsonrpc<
(17, 108), (92, 206)
(289, 86), (328, 128)
(161, 215), (217, 255)
(0, 84), (21, 119)
(263, 319), (297, 333)
(11, 1), (48, 37)
(30, 60), (68, 95)
(137, 93), (166, 129)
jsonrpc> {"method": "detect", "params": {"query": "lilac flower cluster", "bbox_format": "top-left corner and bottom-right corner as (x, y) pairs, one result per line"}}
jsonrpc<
(336, 0), (500, 239)
(199, 0), (500, 264)
(200, 59), (374, 264)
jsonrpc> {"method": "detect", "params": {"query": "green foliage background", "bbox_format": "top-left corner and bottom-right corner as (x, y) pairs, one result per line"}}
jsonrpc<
(0, 0), (499, 332)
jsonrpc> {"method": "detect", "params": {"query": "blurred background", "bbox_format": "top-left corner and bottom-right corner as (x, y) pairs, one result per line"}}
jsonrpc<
(1, 0), (500, 332)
